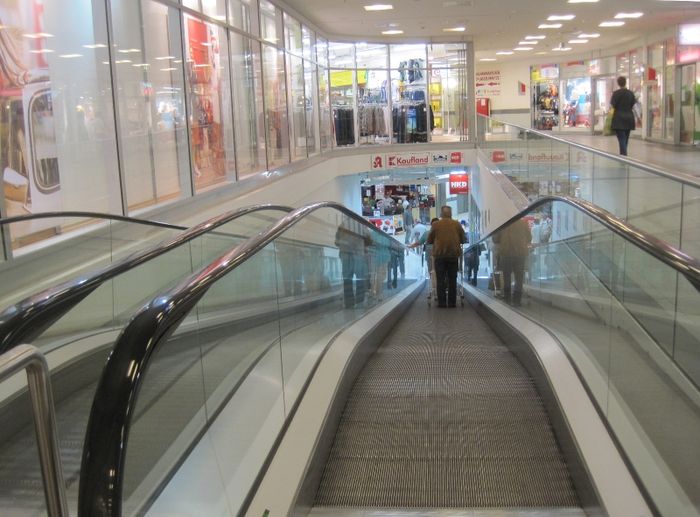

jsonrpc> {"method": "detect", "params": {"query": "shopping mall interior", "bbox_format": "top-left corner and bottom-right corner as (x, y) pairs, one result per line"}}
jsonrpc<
(1, 0), (699, 516)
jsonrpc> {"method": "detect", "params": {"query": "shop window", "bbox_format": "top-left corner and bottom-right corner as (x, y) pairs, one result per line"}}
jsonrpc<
(357, 70), (389, 145)
(259, 0), (280, 45)
(228, 0), (257, 34)
(262, 44), (290, 167)
(184, 15), (236, 191)
(287, 54), (307, 161)
(201, 0), (226, 21)
(430, 68), (463, 142)
(318, 66), (333, 151)
(284, 13), (302, 56)
(316, 36), (329, 68)
(230, 33), (266, 177)
(648, 42), (664, 139)
(302, 26), (314, 63)
(331, 68), (356, 147)
(304, 58), (320, 156)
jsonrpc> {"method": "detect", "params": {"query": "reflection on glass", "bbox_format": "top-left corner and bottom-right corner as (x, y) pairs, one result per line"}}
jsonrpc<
(112, 1), (189, 213)
(287, 54), (308, 161)
(262, 44), (290, 167)
(357, 70), (389, 145)
(259, 0), (279, 44)
(304, 58), (319, 156)
(230, 34), (266, 177)
(318, 66), (332, 151)
(184, 17), (235, 191)
(331, 67), (355, 147)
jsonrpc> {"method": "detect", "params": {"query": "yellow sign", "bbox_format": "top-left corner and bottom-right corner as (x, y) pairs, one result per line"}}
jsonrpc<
(330, 69), (368, 88)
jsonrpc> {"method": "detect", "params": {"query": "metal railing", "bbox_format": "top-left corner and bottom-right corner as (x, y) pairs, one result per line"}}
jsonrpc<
(0, 345), (68, 517)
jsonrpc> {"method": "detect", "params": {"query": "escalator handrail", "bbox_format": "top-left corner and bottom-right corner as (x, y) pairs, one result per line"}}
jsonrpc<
(0, 211), (187, 230)
(465, 194), (700, 291)
(476, 114), (700, 189)
(78, 201), (403, 517)
(0, 204), (292, 353)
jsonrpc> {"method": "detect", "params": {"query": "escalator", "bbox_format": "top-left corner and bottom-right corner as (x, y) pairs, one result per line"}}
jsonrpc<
(0, 205), (291, 515)
(5, 197), (700, 516)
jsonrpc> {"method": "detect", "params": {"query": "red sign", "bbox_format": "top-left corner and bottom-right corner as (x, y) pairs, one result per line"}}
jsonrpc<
(450, 152), (463, 164)
(449, 173), (469, 195)
(491, 150), (506, 163)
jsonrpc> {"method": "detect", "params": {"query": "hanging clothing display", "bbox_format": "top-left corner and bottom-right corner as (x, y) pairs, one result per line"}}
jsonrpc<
(358, 104), (390, 140)
(333, 107), (354, 146)
(392, 102), (434, 143)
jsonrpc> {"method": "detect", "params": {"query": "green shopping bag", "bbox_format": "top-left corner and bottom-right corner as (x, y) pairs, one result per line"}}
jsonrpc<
(603, 108), (614, 136)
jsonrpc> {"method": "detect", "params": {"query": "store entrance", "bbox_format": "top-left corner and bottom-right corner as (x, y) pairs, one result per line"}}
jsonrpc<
(680, 63), (699, 145)
(591, 75), (616, 134)
(560, 77), (591, 131)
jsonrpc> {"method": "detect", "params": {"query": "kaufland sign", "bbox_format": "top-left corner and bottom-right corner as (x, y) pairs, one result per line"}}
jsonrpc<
(449, 173), (469, 194)
(371, 151), (464, 169)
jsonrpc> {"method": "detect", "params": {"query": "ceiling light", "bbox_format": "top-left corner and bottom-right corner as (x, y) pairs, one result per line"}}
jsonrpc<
(443, 26), (466, 32)
(569, 39), (588, 44)
(614, 12), (643, 19)
(547, 15), (575, 21)
(23, 32), (54, 38)
(132, 63), (149, 67)
(480, 58), (497, 61)
(496, 51), (514, 55)
(59, 53), (82, 58)
(382, 29), (403, 35)
(514, 47), (534, 51)
(599, 21), (625, 27)
(118, 48), (141, 54)
(538, 23), (562, 29)
(83, 43), (107, 49)
(155, 56), (176, 60)
(29, 49), (54, 54)
(525, 35), (546, 40)
(568, 0), (598, 3)
(552, 46), (572, 51)
(115, 59), (132, 64)
(536, 51), (548, 55)
(161, 68), (177, 72)
(364, 4), (393, 10)
(579, 33), (600, 38)
(519, 40), (538, 45)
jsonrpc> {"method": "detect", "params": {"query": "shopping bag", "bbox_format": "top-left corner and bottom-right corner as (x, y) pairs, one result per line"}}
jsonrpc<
(603, 108), (614, 136)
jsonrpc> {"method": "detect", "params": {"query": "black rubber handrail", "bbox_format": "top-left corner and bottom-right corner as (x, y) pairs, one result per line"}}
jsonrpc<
(0, 204), (291, 353)
(0, 211), (186, 230)
(466, 195), (700, 292)
(77, 201), (402, 516)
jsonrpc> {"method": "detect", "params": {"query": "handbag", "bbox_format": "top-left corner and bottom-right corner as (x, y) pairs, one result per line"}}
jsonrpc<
(603, 108), (614, 136)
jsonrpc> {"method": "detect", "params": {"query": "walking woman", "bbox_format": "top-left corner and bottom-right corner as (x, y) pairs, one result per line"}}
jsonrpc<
(610, 76), (637, 156)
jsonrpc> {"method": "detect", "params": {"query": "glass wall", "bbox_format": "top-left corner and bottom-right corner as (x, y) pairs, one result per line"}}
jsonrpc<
(648, 41), (664, 139)
(665, 38), (677, 141)
(0, 0), (469, 254)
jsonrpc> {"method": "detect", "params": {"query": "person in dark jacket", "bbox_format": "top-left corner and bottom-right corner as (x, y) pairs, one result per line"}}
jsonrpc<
(610, 76), (637, 156)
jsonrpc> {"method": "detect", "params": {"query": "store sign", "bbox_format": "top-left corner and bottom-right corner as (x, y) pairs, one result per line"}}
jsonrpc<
(679, 23), (700, 45)
(449, 173), (469, 195)
(372, 151), (464, 169)
(489, 149), (590, 165)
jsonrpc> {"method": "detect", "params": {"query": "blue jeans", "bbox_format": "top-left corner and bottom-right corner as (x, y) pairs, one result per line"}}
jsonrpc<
(615, 129), (631, 156)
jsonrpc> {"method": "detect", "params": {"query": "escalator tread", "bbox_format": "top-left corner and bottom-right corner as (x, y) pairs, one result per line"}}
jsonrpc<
(315, 287), (580, 509)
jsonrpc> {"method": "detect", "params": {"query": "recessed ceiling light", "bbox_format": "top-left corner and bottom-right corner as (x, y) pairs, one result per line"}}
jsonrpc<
(552, 46), (572, 51)
(496, 51), (514, 55)
(365, 4), (393, 11)
(525, 35), (546, 40)
(538, 23), (562, 29)
(381, 29), (403, 34)
(514, 47), (534, 51)
(614, 12), (643, 19)
(29, 49), (54, 54)
(480, 58), (497, 61)
(155, 56), (176, 60)
(83, 43), (107, 49)
(115, 59), (132, 64)
(579, 33), (600, 38)
(536, 51), (548, 55)
(547, 15), (575, 21)
(599, 21), (625, 27)
(161, 68), (178, 71)
(59, 53), (82, 58)
(443, 26), (466, 32)
(569, 39), (589, 44)
(568, 0), (598, 3)
(519, 40), (538, 45)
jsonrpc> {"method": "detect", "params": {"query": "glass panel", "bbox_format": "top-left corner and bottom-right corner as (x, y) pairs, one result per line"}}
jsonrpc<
(228, 0), (252, 32)
(665, 64), (675, 141)
(302, 26), (313, 62)
(182, 0), (199, 10)
(287, 54), (307, 161)
(259, 0), (280, 45)
(680, 65), (695, 144)
(591, 154), (628, 219)
(561, 77), (591, 130)
(111, 0), (190, 213)
(316, 36), (329, 68)
(262, 44), (290, 167)
(681, 183), (700, 258)
(648, 42), (664, 139)
(0, 0), (121, 249)
(283, 13), (302, 56)
(390, 44), (426, 70)
(391, 68), (428, 144)
(318, 66), (333, 151)
(328, 41), (354, 69)
(230, 34), (266, 177)
(626, 171), (682, 247)
(431, 68), (461, 142)
(304, 59), (319, 156)
(201, 0), (226, 21)
(184, 16), (236, 191)
(331, 68), (355, 147)
(473, 199), (700, 516)
(356, 43), (387, 69)
(532, 72), (560, 130)
(357, 70), (389, 145)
